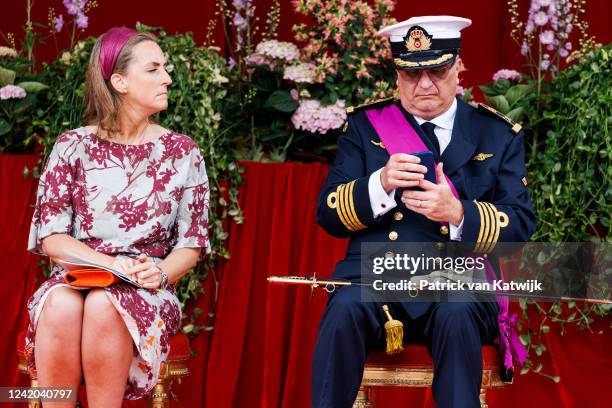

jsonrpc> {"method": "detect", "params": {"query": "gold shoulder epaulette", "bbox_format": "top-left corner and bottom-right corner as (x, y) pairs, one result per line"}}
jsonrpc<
(477, 103), (522, 134)
(346, 97), (397, 114)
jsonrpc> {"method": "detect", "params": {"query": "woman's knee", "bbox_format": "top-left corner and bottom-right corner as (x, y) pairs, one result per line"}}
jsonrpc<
(83, 289), (121, 328)
(39, 287), (84, 328)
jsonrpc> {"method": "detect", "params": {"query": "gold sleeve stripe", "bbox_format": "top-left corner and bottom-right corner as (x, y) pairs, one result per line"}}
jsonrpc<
(481, 202), (500, 254)
(340, 183), (360, 231)
(336, 183), (359, 231)
(476, 201), (493, 253)
(474, 201), (510, 254)
(474, 201), (487, 253)
(346, 181), (366, 230)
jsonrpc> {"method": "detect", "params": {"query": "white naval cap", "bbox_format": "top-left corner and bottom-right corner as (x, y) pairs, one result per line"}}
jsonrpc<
(377, 16), (472, 70)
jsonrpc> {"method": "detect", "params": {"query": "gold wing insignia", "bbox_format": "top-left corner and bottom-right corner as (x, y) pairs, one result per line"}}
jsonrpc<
(370, 140), (385, 149)
(472, 153), (494, 161)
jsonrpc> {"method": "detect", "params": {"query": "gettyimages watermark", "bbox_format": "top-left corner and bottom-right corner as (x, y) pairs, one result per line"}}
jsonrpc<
(359, 242), (611, 303)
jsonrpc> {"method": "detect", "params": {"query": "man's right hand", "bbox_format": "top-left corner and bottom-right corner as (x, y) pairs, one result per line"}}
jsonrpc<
(380, 153), (428, 194)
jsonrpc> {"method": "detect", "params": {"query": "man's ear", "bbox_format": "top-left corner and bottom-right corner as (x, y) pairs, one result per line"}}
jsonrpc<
(110, 73), (128, 94)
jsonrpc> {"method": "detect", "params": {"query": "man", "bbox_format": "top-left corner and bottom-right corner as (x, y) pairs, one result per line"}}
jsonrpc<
(312, 16), (536, 408)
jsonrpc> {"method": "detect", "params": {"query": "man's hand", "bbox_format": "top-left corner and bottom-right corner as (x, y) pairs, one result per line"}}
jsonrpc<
(401, 163), (464, 224)
(380, 153), (428, 194)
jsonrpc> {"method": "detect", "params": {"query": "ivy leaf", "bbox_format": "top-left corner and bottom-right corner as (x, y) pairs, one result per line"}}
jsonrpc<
(264, 90), (299, 113)
(0, 66), (16, 86)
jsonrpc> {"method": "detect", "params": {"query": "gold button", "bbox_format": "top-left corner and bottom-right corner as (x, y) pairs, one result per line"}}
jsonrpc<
(385, 251), (394, 259)
(393, 211), (404, 221)
(436, 242), (446, 250)
(440, 225), (449, 235)
(389, 231), (398, 241)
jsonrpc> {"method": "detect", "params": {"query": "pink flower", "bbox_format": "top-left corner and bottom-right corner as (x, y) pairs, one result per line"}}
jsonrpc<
(493, 69), (522, 82)
(455, 85), (465, 96)
(290, 89), (299, 101)
(565, 42), (572, 50)
(534, 11), (548, 26)
(0, 85), (27, 100)
(291, 99), (347, 134)
(54, 14), (64, 32)
(75, 12), (88, 29)
(540, 59), (550, 70)
(233, 13), (247, 30)
(539, 30), (555, 45)
(559, 48), (569, 58)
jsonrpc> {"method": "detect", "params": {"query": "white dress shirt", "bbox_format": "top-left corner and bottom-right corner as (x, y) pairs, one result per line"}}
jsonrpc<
(367, 99), (464, 240)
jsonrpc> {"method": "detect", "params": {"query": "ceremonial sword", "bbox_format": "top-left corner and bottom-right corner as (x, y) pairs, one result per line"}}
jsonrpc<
(266, 274), (612, 304)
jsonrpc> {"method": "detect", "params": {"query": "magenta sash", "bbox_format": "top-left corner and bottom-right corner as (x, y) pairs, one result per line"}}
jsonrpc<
(364, 103), (527, 376)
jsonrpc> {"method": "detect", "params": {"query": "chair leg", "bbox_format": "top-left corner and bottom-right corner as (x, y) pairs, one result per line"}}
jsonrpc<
(29, 379), (41, 408)
(353, 384), (373, 408)
(149, 379), (169, 408)
(479, 388), (488, 408)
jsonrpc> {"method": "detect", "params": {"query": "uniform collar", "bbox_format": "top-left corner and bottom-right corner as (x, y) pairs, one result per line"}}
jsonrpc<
(413, 98), (457, 130)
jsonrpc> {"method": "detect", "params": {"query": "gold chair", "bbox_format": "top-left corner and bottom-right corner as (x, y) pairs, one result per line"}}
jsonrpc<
(353, 344), (508, 408)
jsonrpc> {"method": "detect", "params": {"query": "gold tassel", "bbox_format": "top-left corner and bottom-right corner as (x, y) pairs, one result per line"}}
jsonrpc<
(382, 304), (404, 355)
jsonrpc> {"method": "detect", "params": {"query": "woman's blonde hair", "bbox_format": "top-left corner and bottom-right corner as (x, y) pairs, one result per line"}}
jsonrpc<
(84, 31), (158, 136)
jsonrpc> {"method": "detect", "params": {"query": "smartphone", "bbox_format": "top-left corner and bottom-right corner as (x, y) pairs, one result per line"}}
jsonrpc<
(398, 150), (436, 193)
(412, 151), (436, 184)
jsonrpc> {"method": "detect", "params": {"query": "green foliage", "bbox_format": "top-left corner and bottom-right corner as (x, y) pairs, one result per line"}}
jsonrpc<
(480, 78), (537, 125)
(0, 57), (50, 152)
(530, 45), (611, 242)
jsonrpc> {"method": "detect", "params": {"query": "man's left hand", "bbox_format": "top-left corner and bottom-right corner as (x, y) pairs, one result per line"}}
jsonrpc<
(401, 163), (464, 225)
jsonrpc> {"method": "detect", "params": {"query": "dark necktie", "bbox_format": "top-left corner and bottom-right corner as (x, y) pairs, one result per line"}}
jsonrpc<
(420, 122), (440, 157)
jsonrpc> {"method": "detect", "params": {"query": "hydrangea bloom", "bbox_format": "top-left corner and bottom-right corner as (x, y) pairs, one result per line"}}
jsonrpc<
(255, 40), (300, 62)
(0, 85), (27, 100)
(0, 46), (18, 59)
(291, 99), (346, 134)
(455, 85), (465, 96)
(492, 69), (522, 82)
(283, 63), (316, 84)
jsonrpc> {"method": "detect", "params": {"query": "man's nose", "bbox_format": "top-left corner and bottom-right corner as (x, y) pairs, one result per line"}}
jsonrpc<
(417, 70), (434, 88)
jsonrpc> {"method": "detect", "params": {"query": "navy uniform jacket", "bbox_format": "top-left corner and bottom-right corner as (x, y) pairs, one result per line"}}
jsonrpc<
(317, 98), (536, 280)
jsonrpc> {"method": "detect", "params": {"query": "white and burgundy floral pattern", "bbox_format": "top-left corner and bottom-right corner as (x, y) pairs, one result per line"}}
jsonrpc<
(25, 127), (210, 399)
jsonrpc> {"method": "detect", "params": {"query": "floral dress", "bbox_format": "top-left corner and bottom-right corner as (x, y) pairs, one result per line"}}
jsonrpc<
(25, 127), (210, 399)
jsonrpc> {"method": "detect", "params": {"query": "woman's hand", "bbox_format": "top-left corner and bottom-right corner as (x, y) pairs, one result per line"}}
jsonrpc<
(126, 255), (162, 289)
(108, 257), (138, 274)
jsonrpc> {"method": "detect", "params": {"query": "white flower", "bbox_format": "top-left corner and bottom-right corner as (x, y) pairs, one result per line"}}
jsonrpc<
(211, 67), (228, 84)
(283, 63), (316, 84)
(0, 46), (18, 58)
(255, 40), (300, 62)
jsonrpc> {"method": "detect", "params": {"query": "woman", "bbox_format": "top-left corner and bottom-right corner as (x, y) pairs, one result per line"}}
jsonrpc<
(26, 27), (209, 407)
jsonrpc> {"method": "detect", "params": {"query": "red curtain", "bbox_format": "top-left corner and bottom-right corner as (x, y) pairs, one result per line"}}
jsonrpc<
(1, 156), (610, 407)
